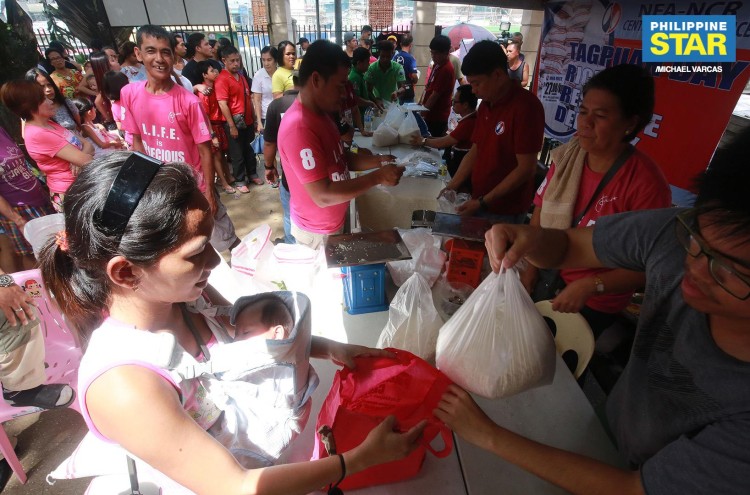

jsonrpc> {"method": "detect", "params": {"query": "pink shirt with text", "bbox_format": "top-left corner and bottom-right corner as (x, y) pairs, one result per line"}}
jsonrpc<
(120, 81), (210, 192)
(278, 99), (350, 233)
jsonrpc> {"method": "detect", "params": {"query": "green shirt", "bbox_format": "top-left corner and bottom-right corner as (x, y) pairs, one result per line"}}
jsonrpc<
(348, 68), (368, 100)
(364, 61), (406, 100)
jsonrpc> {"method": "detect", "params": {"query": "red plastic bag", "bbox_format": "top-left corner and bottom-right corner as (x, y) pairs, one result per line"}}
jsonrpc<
(311, 348), (453, 490)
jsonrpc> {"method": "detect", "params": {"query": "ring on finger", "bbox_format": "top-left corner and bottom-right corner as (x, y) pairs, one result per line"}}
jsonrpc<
(13, 307), (23, 312)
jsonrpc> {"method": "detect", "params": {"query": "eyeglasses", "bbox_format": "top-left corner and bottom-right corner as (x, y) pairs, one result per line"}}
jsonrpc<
(451, 99), (461, 105)
(95, 152), (163, 242)
(675, 210), (750, 300)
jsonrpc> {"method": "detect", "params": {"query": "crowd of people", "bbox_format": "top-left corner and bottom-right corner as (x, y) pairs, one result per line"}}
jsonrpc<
(0, 20), (746, 495)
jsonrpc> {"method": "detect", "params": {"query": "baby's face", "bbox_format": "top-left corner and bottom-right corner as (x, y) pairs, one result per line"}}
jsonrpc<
(234, 301), (289, 341)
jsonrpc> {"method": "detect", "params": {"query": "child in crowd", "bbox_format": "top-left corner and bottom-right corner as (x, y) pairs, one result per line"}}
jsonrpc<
(231, 293), (292, 341)
(72, 97), (125, 157)
(196, 60), (236, 194)
(102, 71), (132, 148)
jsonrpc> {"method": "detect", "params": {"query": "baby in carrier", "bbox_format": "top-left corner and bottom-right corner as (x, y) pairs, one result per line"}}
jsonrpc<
(207, 291), (319, 467)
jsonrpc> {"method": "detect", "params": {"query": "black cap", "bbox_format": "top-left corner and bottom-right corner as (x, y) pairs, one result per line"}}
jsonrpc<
(297, 37), (309, 45)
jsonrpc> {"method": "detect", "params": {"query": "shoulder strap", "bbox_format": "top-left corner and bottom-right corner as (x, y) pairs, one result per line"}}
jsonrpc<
(572, 145), (634, 227)
(179, 302), (211, 360)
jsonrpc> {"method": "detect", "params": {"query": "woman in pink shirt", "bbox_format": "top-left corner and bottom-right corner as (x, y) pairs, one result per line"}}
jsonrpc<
(0, 80), (94, 212)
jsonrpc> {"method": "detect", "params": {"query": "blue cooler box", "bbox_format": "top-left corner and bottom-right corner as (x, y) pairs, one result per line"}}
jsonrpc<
(342, 263), (388, 314)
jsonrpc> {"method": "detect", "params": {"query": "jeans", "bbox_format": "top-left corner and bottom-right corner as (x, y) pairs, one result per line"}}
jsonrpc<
(279, 182), (295, 244)
(224, 123), (258, 186)
(414, 112), (430, 137)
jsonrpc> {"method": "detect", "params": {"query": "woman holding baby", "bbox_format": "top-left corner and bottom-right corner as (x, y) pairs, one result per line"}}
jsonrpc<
(40, 151), (425, 494)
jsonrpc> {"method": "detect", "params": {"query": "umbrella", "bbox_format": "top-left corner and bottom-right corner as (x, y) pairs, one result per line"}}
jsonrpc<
(441, 23), (496, 51)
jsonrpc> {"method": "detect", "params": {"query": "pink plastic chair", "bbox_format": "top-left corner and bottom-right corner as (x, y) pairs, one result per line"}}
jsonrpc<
(0, 269), (83, 483)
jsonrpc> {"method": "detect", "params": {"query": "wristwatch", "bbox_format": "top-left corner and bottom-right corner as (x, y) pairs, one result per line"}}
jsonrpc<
(593, 275), (605, 294)
(477, 195), (489, 211)
(0, 274), (15, 288)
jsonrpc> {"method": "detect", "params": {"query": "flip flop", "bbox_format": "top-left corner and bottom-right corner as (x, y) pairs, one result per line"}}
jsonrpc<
(251, 177), (264, 185)
(236, 185), (250, 194)
(3, 384), (75, 410)
(222, 185), (237, 194)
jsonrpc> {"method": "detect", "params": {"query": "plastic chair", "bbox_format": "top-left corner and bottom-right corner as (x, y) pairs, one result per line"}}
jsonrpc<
(0, 269), (83, 484)
(535, 300), (595, 379)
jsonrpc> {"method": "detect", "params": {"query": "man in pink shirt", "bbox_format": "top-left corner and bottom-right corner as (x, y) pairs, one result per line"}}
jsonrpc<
(121, 24), (238, 251)
(278, 40), (404, 249)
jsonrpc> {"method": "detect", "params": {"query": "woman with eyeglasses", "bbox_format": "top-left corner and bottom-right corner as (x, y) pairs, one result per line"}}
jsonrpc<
(439, 126), (750, 495)
(38, 151), (427, 493)
(272, 41), (296, 99)
(525, 64), (671, 336)
(45, 47), (89, 100)
(1, 80), (94, 212)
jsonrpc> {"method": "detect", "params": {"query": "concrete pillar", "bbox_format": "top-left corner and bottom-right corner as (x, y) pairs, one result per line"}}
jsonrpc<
(412, 1), (437, 101)
(521, 9), (544, 89)
(267, 0), (293, 47)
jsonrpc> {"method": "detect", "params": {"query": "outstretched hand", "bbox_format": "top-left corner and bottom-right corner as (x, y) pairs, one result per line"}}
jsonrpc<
(434, 384), (497, 451)
(328, 342), (395, 369)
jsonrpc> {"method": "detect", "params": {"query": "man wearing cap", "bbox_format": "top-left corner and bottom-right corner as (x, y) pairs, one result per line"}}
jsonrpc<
(278, 40), (404, 249)
(365, 40), (406, 105)
(343, 31), (358, 64)
(295, 37), (310, 70)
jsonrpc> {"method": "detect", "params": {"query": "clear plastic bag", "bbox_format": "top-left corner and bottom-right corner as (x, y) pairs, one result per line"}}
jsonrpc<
(382, 103), (406, 130)
(398, 111), (421, 144)
(386, 228), (445, 287)
(372, 123), (399, 147)
(377, 273), (443, 364)
(437, 189), (472, 214)
(435, 268), (556, 398)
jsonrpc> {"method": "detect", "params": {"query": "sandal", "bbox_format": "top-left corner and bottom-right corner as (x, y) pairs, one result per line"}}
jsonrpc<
(3, 384), (75, 410)
(222, 185), (237, 194)
(251, 177), (264, 185)
(236, 185), (250, 194)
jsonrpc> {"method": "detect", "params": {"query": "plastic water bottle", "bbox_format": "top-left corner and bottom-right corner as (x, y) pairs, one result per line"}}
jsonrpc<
(438, 161), (448, 181)
(364, 108), (373, 133)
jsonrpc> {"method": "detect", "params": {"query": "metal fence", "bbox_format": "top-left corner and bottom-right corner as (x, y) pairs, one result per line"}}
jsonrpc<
(293, 24), (412, 45)
(36, 30), (93, 63)
(35, 22), (416, 80)
(234, 25), (271, 76)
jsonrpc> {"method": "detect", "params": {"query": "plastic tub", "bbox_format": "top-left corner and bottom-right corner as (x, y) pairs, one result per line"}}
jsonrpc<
(23, 213), (64, 259)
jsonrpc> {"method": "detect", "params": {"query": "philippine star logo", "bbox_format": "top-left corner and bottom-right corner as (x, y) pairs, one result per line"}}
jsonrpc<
(643, 15), (735, 72)
(602, 3), (622, 34)
(495, 121), (505, 135)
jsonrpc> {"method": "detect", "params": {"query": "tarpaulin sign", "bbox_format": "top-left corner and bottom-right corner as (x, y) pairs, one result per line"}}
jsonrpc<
(534, 1), (750, 191)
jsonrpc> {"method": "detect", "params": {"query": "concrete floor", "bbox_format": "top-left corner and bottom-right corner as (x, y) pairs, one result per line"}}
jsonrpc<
(3, 169), (285, 494)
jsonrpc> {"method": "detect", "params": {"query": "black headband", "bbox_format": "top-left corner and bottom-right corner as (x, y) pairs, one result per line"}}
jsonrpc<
(95, 152), (163, 239)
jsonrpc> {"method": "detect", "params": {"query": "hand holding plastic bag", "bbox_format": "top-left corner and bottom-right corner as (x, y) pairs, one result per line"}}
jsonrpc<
(377, 273), (443, 363)
(435, 268), (556, 398)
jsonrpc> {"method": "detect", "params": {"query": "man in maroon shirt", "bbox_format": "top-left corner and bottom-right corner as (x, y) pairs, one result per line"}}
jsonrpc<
(215, 45), (261, 190)
(445, 40), (544, 223)
(420, 35), (454, 138)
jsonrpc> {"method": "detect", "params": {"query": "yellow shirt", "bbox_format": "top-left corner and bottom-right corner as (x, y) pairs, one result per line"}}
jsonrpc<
(272, 67), (294, 94)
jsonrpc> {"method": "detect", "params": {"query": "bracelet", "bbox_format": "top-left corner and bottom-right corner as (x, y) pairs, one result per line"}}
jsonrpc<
(421, 137), (427, 146)
(264, 165), (276, 170)
(327, 454), (346, 495)
(478, 195), (489, 211)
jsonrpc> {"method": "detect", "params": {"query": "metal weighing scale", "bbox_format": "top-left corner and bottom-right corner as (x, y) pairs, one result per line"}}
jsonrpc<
(323, 229), (412, 268)
(411, 211), (491, 242)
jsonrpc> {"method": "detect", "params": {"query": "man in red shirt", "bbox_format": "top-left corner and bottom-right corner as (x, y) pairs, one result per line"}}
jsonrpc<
(420, 35), (454, 138)
(446, 40), (544, 223)
(215, 46), (261, 192)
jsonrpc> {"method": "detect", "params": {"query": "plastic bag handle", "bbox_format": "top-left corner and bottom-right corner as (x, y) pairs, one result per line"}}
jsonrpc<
(422, 423), (454, 458)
